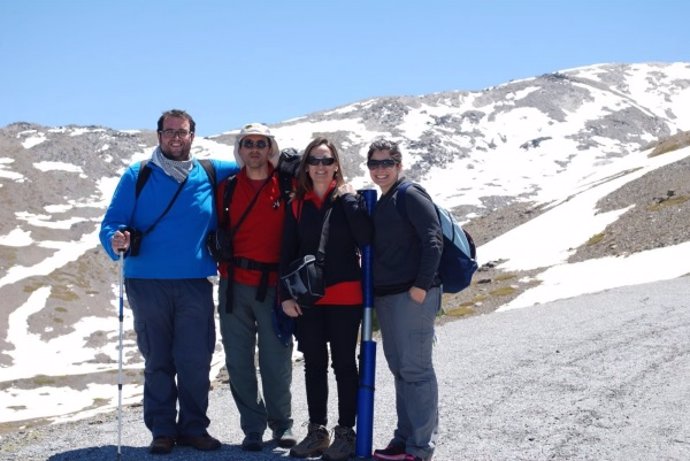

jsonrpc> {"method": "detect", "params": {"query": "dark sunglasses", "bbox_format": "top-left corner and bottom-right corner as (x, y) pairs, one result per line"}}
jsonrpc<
(366, 159), (397, 170)
(241, 139), (269, 149)
(306, 156), (336, 166)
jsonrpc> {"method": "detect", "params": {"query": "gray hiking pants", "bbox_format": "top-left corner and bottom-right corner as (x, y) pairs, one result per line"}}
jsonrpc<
(218, 279), (293, 436)
(375, 287), (440, 460)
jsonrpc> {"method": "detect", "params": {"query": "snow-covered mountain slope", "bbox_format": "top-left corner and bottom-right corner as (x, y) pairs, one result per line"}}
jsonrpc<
(0, 62), (688, 428)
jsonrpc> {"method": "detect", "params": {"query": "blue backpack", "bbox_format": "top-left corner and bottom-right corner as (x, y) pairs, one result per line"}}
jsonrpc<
(396, 182), (478, 293)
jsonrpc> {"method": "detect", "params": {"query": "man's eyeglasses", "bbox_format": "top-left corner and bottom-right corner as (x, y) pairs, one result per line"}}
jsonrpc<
(160, 129), (191, 138)
(241, 139), (269, 149)
(306, 156), (336, 166)
(366, 159), (397, 170)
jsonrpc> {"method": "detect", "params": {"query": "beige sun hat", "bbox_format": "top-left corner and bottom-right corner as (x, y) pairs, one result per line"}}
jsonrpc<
(233, 122), (280, 167)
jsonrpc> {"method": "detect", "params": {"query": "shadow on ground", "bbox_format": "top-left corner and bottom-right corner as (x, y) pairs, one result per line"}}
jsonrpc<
(46, 442), (293, 460)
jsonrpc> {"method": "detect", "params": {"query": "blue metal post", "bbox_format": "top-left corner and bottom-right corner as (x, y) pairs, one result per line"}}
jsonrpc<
(355, 188), (377, 460)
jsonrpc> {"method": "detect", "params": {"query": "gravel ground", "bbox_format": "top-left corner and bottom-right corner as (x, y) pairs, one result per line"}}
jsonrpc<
(2, 276), (689, 461)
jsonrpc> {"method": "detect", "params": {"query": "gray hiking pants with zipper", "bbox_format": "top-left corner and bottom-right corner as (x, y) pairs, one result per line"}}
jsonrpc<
(375, 287), (440, 461)
(218, 279), (293, 436)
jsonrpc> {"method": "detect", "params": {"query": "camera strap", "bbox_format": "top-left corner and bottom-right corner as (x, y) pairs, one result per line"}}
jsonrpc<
(293, 196), (334, 266)
(229, 175), (273, 238)
(143, 176), (188, 235)
(315, 207), (332, 266)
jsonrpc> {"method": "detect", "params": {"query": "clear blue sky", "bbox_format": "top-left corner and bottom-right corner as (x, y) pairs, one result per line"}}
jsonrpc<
(1, 0), (688, 136)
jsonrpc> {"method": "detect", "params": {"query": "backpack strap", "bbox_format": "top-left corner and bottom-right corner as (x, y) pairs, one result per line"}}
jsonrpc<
(218, 176), (238, 229)
(198, 158), (216, 188)
(394, 181), (414, 222)
(135, 160), (152, 198)
(290, 198), (304, 222)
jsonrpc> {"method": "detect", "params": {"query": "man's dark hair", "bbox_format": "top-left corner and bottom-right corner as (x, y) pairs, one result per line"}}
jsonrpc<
(367, 138), (403, 163)
(157, 109), (196, 133)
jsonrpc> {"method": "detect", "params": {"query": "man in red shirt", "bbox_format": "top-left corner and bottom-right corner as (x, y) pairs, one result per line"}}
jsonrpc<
(216, 123), (295, 451)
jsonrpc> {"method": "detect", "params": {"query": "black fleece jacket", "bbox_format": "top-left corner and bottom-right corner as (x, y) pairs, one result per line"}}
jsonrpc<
(372, 178), (442, 296)
(279, 189), (373, 302)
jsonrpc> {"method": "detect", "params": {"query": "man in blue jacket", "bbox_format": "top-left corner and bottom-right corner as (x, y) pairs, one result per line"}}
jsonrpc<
(100, 109), (238, 454)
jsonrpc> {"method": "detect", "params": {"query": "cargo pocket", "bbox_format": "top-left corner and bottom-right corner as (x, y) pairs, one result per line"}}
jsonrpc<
(133, 317), (151, 360)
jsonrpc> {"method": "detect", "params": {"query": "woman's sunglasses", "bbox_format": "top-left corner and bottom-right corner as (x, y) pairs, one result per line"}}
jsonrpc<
(306, 156), (336, 166)
(366, 159), (397, 170)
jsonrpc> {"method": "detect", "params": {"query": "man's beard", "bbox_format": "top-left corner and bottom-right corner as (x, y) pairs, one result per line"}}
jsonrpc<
(161, 145), (191, 161)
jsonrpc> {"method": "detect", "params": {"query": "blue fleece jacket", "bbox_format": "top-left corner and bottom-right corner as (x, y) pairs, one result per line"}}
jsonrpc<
(99, 158), (239, 278)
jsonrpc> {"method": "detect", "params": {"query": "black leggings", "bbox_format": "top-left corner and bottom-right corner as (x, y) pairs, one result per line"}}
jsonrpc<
(295, 305), (362, 428)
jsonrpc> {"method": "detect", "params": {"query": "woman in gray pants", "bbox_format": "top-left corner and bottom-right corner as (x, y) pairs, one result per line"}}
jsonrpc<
(366, 139), (442, 461)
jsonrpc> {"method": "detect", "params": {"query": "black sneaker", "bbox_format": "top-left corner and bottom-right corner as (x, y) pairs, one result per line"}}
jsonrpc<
(241, 432), (263, 451)
(273, 426), (297, 448)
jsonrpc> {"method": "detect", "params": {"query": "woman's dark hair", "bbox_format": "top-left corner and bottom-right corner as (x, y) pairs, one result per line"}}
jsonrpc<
(366, 138), (402, 163)
(157, 109), (196, 134)
(295, 137), (344, 200)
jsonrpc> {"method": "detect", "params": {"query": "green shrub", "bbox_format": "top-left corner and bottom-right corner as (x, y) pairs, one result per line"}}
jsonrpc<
(445, 305), (475, 317)
(32, 375), (56, 386)
(489, 286), (517, 297)
(648, 195), (688, 211)
(587, 232), (605, 245)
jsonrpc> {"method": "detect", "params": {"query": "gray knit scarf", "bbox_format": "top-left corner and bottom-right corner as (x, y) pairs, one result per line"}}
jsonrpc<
(151, 146), (194, 183)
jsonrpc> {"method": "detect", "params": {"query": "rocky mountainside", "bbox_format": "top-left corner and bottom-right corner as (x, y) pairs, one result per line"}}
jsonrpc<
(0, 62), (689, 429)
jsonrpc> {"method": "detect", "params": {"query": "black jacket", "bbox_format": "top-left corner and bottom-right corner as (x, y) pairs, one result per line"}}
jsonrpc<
(280, 188), (373, 303)
(372, 178), (442, 295)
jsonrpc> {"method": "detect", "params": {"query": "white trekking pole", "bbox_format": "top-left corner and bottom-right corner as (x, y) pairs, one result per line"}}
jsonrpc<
(117, 250), (125, 461)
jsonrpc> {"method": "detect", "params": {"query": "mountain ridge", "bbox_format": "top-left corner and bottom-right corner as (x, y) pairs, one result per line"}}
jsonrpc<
(0, 61), (689, 428)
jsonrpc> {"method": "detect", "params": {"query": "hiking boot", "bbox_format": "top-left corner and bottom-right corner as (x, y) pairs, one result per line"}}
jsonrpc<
(273, 426), (297, 448)
(373, 441), (406, 460)
(241, 432), (263, 451)
(176, 432), (221, 451)
(149, 436), (175, 454)
(322, 425), (356, 461)
(289, 423), (330, 458)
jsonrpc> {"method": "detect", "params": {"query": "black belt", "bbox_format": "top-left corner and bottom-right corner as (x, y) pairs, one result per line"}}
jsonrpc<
(228, 257), (279, 306)
(232, 257), (279, 272)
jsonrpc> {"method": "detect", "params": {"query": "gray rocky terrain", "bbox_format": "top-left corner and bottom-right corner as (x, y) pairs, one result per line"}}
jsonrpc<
(1, 276), (688, 461)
